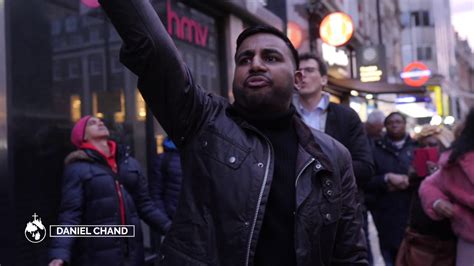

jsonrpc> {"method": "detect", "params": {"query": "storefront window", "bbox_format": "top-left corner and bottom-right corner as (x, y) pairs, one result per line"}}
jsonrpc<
(7, 0), (224, 264)
(149, 0), (223, 150)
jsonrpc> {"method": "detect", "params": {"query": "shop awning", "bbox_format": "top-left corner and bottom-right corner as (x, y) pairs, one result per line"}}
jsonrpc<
(327, 77), (426, 95)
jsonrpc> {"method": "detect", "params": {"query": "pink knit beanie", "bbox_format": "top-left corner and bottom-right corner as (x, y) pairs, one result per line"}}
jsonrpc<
(70, 115), (92, 148)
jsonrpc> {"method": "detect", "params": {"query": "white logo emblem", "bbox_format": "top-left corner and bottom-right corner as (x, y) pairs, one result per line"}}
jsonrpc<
(25, 213), (47, 243)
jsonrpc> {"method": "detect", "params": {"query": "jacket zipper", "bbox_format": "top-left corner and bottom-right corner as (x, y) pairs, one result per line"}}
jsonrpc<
(114, 180), (126, 225)
(86, 148), (127, 225)
(295, 158), (316, 187)
(245, 140), (272, 266)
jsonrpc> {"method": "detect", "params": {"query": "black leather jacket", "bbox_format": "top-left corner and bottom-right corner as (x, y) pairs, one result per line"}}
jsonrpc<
(99, 0), (367, 265)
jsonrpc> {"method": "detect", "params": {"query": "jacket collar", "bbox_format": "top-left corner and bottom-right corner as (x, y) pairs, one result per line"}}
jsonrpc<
(226, 105), (333, 173)
(64, 150), (93, 165)
(377, 134), (414, 152)
(64, 143), (129, 167)
(293, 116), (334, 174)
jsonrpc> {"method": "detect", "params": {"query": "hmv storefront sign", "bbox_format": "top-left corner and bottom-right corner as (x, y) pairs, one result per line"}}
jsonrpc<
(152, 0), (221, 95)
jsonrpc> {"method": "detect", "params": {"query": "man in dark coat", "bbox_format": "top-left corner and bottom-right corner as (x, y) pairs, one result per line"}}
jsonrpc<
(293, 53), (374, 190)
(99, 0), (368, 264)
(48, 116), (170, 266)
(366, 112), (415, 266)
(293, 53), (374, 264)
(365, 110), (386, 141)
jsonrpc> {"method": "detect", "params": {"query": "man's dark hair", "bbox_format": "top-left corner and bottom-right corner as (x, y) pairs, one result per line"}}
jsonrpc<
(449, 107), (474, 164)
(384, 112), (406, 126)
(236, 25), (299, 69)
(298, 53), (328, 76)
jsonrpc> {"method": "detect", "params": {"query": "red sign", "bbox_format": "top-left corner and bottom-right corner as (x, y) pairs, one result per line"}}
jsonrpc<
(319, 12), (354, 47)
(167, 0), (209, 47)
(401, 61), (431, 87)
(81, 0), (100, 8)
(287, 22), (303, 49)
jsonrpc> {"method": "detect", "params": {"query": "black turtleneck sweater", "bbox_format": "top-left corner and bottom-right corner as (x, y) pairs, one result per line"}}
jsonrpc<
(233, 104), (298, 266)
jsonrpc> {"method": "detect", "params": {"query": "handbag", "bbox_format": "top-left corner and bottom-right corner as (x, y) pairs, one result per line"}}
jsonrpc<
(395, 227), (456, 266)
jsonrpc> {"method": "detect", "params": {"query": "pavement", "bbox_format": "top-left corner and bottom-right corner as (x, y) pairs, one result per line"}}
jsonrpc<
(368, 212), (386, 266)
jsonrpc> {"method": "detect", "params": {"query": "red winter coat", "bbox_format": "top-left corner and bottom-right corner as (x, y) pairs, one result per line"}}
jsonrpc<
(419, 151), (474, 242)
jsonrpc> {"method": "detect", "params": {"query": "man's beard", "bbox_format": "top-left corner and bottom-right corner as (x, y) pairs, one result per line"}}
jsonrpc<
(232, 85), (293, 113)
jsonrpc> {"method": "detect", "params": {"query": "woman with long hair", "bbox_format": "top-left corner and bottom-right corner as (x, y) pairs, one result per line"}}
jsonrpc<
(396, 125), (456, 266)
(420, 108), (474, 266)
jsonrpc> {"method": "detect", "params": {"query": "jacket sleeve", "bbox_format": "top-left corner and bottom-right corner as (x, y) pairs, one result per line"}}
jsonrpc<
(148, 154), (168, 216)
(365, 173), (389, 193)
(98, 0), (215, 146)
(364, 142), (389, 194)
(419, 170), (449, 221)
(332, 149), (368, 265)
(345, 108), (374, 189)
(48, 164), (84, 264)
(129, 159), (172, 233)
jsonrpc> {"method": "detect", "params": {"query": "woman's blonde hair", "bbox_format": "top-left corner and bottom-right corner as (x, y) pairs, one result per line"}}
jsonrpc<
(415, 125), (454, 149)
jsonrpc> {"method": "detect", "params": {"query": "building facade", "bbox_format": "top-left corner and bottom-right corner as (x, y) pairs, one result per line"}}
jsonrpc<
(453, 33), (474, 118)
(285, 0), (409, 120)
(399, 0), (458, 120)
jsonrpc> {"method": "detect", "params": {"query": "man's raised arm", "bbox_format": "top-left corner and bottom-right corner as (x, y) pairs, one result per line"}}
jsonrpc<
(99, 0), (208, 144)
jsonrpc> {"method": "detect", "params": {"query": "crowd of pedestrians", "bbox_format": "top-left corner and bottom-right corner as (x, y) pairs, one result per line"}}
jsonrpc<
(46, 0), (474, 265)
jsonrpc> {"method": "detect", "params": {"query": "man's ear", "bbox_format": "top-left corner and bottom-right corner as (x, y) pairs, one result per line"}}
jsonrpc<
(294, 70), (303, 91)
(321, 75), (328, 86)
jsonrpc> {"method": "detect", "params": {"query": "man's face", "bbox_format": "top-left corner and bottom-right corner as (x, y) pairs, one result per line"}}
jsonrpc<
(84, 117), (109, 141)
(232, 33), (300, 113)
(385, 114), (406, 140)
(366, 121), (384, 138)
(295, 59), (327, 98)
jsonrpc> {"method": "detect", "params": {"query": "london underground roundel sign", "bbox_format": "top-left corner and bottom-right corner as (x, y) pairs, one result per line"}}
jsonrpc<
(400, 61), (431, 87)
(319, 12), (354, 47)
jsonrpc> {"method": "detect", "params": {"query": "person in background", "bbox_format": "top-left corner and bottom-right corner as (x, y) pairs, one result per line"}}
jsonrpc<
(366, 112), (416, 266)
(363, 109), (386, 265)
(293, 53), (374, 265)
(420, 108), (474, 266)
(48, 116), (170, 266)
(396, 125), (456, 266)
(293, 53), (374, 190)
(365, 110), (386, 141)
(150, 137), (182, 226)
(149, 136), (182, 245)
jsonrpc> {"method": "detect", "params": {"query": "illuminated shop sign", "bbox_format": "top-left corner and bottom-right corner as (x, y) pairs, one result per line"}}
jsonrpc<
(287, 21), (303, 49)
(319, 12), (354, 47)
(322, 43), (349, 66)
(356, 45), (387, 82)
(395, 96), (431, 104)
(359, 65), (383, 82)
(166, 0), (209, 47)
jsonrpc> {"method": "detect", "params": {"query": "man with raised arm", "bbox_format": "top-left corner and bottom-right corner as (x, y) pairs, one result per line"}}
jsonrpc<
(99, 0), (367, 265)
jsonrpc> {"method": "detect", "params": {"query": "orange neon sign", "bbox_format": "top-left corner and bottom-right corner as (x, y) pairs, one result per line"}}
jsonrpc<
(287, 21), (303, 49)
(319, 12), (354, 47)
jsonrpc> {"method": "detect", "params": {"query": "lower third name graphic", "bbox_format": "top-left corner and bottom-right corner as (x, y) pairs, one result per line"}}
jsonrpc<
(49, 225), (135, 237)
